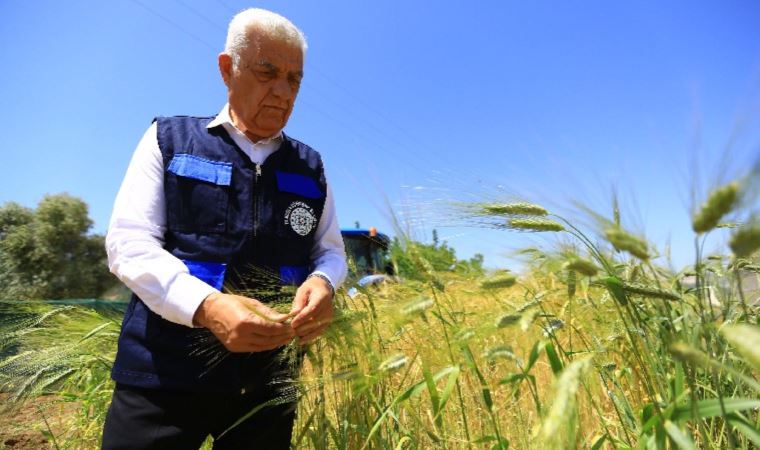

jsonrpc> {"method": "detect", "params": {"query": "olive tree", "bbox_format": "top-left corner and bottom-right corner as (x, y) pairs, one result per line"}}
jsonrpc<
(0, 194), (116, 299)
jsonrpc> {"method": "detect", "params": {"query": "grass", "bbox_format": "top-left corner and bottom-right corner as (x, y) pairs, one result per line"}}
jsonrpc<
(1, 176), (759, 449)
(0, 303), (118, 448)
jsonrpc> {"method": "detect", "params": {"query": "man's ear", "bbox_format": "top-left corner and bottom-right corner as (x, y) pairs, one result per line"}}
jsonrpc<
(218, 53), (233, 87)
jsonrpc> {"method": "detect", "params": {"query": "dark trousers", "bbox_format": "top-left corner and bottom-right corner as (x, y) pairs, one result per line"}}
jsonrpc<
(101, 382), (299, 450)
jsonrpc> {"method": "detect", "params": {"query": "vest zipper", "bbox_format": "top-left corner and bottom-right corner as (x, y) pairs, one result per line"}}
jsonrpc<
(253, 163), (262, 236)
(244, 163), (262, 389)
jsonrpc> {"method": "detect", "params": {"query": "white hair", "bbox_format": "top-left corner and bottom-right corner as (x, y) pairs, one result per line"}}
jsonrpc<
(224, 8), (307, 70)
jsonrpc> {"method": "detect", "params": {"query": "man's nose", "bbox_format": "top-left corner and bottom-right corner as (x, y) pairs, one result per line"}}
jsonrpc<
(271, 77), (294, 99)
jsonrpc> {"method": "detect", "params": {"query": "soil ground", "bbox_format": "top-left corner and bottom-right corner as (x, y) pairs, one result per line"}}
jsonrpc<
(0, 393), (76, 449)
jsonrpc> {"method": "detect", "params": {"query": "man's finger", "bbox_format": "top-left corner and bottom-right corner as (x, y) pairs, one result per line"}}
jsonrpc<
(246, 332), (293, 347)
(291, 295), (330, 328)
(298, 327), (328, 345)
(295, 317), (329, 336)
(289, 286), (310, 316)
(290, 299), (333, 329)
(234, 326), (292, 349)
(252, 309), (294, 324)
(246, 324), (295, 340)
(243, 341), (289, 353)
(248, 304), (293, 324)
(225, 336), (291, 353)
(234, 296), (293, 323)
(294, 305), (333, 332)
(293, 301), (325, 325)
(246, 313), (296, 334)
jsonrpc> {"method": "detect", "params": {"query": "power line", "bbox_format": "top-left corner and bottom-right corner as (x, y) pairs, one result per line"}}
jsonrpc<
(174, 0), (227, 33)
(211, 0), (237, 15)
(126, 0), (217, 51)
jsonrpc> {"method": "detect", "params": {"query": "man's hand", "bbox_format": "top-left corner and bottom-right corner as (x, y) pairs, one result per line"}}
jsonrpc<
(289, 275), (334, 345)
(193, 292), (295, 352)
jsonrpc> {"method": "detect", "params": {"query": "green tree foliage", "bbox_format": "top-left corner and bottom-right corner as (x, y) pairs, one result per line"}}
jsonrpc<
(0, 194), (116, 300)
(390, 229), (485, 279)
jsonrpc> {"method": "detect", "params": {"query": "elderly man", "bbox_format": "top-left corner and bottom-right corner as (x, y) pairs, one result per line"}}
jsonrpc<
(102, 8), (346, 449)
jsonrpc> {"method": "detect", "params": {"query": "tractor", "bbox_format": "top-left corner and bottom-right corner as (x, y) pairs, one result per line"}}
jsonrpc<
(340, 227), (394, 289)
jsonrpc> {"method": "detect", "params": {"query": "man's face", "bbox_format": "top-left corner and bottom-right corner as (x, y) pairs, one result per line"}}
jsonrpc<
(220, 33), (304, 142)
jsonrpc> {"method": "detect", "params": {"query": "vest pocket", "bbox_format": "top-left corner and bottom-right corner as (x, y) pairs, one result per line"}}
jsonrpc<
(275, 191), (322, 285)
(275, 171), (324, 240)
(166, 154), (232, 233)
(182, 259), (227, 290)
(276, 191), (322, 240)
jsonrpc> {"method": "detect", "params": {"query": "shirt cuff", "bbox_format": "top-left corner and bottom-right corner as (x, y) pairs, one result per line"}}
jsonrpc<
(163, 272), (219, 327)
(309, 270), (336, 291)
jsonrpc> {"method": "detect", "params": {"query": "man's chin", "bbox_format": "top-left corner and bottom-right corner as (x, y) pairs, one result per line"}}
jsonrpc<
(252, 121), (286, 137)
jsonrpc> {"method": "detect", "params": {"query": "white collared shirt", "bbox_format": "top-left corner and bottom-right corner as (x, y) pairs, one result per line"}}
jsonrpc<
(205, 104), (283, 164)
(105, 104), (347, 327)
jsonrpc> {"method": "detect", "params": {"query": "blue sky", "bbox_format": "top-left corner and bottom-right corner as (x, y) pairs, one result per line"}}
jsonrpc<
(1, 0), (759, 269)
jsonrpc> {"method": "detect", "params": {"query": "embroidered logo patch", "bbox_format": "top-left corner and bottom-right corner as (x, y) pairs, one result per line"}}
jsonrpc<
(284, 201), (317, 236)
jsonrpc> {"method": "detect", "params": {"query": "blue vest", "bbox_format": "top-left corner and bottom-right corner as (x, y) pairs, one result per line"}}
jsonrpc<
(112, 116), (327, 392)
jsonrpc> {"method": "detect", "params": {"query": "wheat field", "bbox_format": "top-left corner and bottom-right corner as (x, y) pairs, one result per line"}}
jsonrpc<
(1, 173), (760, 449)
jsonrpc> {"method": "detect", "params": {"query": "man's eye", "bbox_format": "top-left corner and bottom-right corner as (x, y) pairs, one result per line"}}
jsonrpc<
(255, 71), (276, 81)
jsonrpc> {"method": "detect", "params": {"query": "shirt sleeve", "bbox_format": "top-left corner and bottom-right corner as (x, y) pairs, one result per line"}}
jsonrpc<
(309, 182), (348, 291)
(105, 123), (217, 327)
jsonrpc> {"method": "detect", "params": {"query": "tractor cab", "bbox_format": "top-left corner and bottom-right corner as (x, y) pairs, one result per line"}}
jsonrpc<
(341, 228), (393, 281)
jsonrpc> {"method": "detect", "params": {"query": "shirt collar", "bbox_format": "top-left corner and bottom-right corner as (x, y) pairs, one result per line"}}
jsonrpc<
(206, 103), (283, 145)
